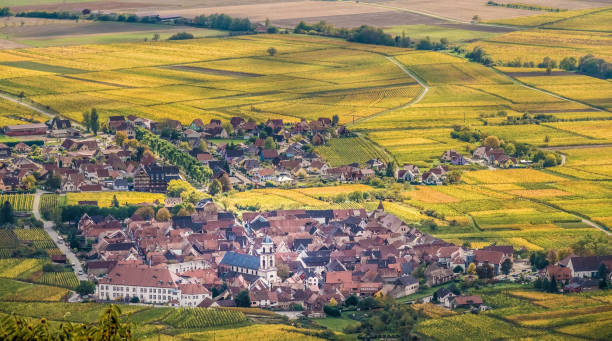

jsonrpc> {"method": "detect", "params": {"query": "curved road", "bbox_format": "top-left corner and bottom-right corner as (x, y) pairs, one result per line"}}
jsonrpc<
(33, 191), (87, 281)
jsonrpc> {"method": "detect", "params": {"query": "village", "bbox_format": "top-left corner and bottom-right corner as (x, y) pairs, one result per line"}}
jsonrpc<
(81, 202), (611, 315)
(0, 114), (610, 319)
(0, 112), (526, 195)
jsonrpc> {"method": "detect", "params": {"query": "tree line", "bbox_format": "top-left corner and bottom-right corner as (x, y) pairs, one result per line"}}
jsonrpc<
(9, 9), (254, 32)
(460, 46), (611, 79)
(135, 127), (212, 183)
(486, 1), (566, 12)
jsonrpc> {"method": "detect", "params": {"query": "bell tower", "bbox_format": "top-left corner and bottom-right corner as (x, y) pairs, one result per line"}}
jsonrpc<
(258, 235), (278, 283)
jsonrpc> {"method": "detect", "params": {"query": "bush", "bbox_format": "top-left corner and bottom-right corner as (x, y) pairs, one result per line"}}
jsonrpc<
(323, 304), (341, 317)
(169, 32), (194, 40)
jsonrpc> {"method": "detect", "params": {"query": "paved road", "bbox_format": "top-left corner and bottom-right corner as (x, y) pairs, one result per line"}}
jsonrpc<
(33, 191), (87, 281)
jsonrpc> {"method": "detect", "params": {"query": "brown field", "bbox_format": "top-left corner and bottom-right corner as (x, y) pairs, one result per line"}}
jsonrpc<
(1, 20), (193, 39)
(381, 0), (610, 21)
(149, 1), (390, 23)
(272, 10), (444, 28)
(11, 0), (610, 27)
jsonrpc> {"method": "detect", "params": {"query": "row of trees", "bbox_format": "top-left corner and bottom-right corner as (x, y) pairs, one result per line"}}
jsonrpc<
(294, 21), (405, 47)
(81, 108), (99, 135)
(468, 46), (611, 79)
(10, 9), (254, 33)
(486, 1), (566, 12)
(191, 13), (252, 31)
(136, 127), (212, 183)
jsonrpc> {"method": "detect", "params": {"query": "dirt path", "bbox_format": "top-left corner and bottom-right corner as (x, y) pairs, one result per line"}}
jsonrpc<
(0, 92), (56, 119)
(33, 191), (88, 281)
(349, 56), (429, 127)
(492, 68), (608, 113)
(542, 144), (612, 151)
(0, 91), (85, 129)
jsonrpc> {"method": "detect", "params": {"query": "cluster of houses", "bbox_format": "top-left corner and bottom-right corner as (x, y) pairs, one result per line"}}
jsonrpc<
(541, 254), (612, 292)
(86, 200), (526, 313)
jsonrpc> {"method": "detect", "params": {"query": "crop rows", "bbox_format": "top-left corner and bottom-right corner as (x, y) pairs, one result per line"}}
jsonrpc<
(36, 272), (79, 290)
(161, 307), (246, 328)
(0, 194), (34, 211)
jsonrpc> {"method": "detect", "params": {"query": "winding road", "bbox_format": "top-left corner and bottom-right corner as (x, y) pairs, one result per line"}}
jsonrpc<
(32, 190), (87, 281)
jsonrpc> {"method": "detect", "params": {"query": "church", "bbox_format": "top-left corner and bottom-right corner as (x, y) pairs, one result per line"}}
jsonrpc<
(218, 236), (278, 283)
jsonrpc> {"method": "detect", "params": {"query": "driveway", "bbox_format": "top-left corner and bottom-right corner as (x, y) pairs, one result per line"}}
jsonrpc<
(33, 191), (87, 281)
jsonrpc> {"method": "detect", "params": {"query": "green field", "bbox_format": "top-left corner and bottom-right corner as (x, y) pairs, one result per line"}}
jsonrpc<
(384, 25), (501, 42)
(315, 136), (390, 166)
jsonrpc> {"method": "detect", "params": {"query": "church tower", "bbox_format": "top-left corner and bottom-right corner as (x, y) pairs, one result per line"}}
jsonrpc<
(258, 236), (278, 283)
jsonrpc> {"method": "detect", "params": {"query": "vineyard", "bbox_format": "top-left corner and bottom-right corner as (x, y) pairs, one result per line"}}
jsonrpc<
(0, 194), (34, 211)
(65, 192), (165, 207)
(161, 307), (247, 329)
(0, 278), (68, 302)
(0, 258), (46, 279)
(39, 194), (61, 218)
(414, 288), (612, 340)
(36, 272), (79, 290)
(315, 136), (390, 167)
(172, 324), (325, 341)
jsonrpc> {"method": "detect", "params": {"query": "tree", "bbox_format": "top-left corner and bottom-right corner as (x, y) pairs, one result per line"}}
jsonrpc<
(267, 47), (277, 56)
(115, 131), (128, 146)
(332, 114), (339, 126)
(46, 172), (62, 191)
(22, 174), (36, 191)
(219, 173), (233, 192)
(530, 251), (549, 269)
(546, 249), (559, 265)
(348, 191), (363, 202)
(462, 263), (474, 276)
(544, 153), (557, 167)
(446, 170), (462, 184)
(453, 265), (464, 273)
(323, 304), (341, 317)
(277, 263), (290, 281)
(483, 135), (501, 148)
(264, 136), (276, 150)
(82, 111), (91, 132)
(152, 33), (160, 41)
(0, 201), (15, 225)
(208, 179), (222, 195)
(560, 56), (577, 71)
(76, 280), (95, 296)
(169, 32), (194, 40)
(111, 195), (119, 208)
(167, 179), (193, 197)
(476, 264), (494, 279)
(90, 108), (99, 135)
(597, 263), (609, 279)
(547, 276), (558, 293)
(385, 161), (395, 178)
(501, 258), (513, 275)
(134, 206), (154, 220)
(345, 294), (359, 307)
(235, 290), (251, 307)
(156, 207), (171, 222)
(130, 296), (140, 303)
(472, 15), (480, 22)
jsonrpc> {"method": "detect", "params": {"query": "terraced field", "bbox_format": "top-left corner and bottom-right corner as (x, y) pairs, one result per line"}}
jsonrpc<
(415, 287), (612, 340)
(0, 35), (420, 127)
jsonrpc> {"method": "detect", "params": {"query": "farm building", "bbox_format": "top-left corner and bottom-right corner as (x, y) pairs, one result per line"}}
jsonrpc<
(4, 123), (47, 136)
